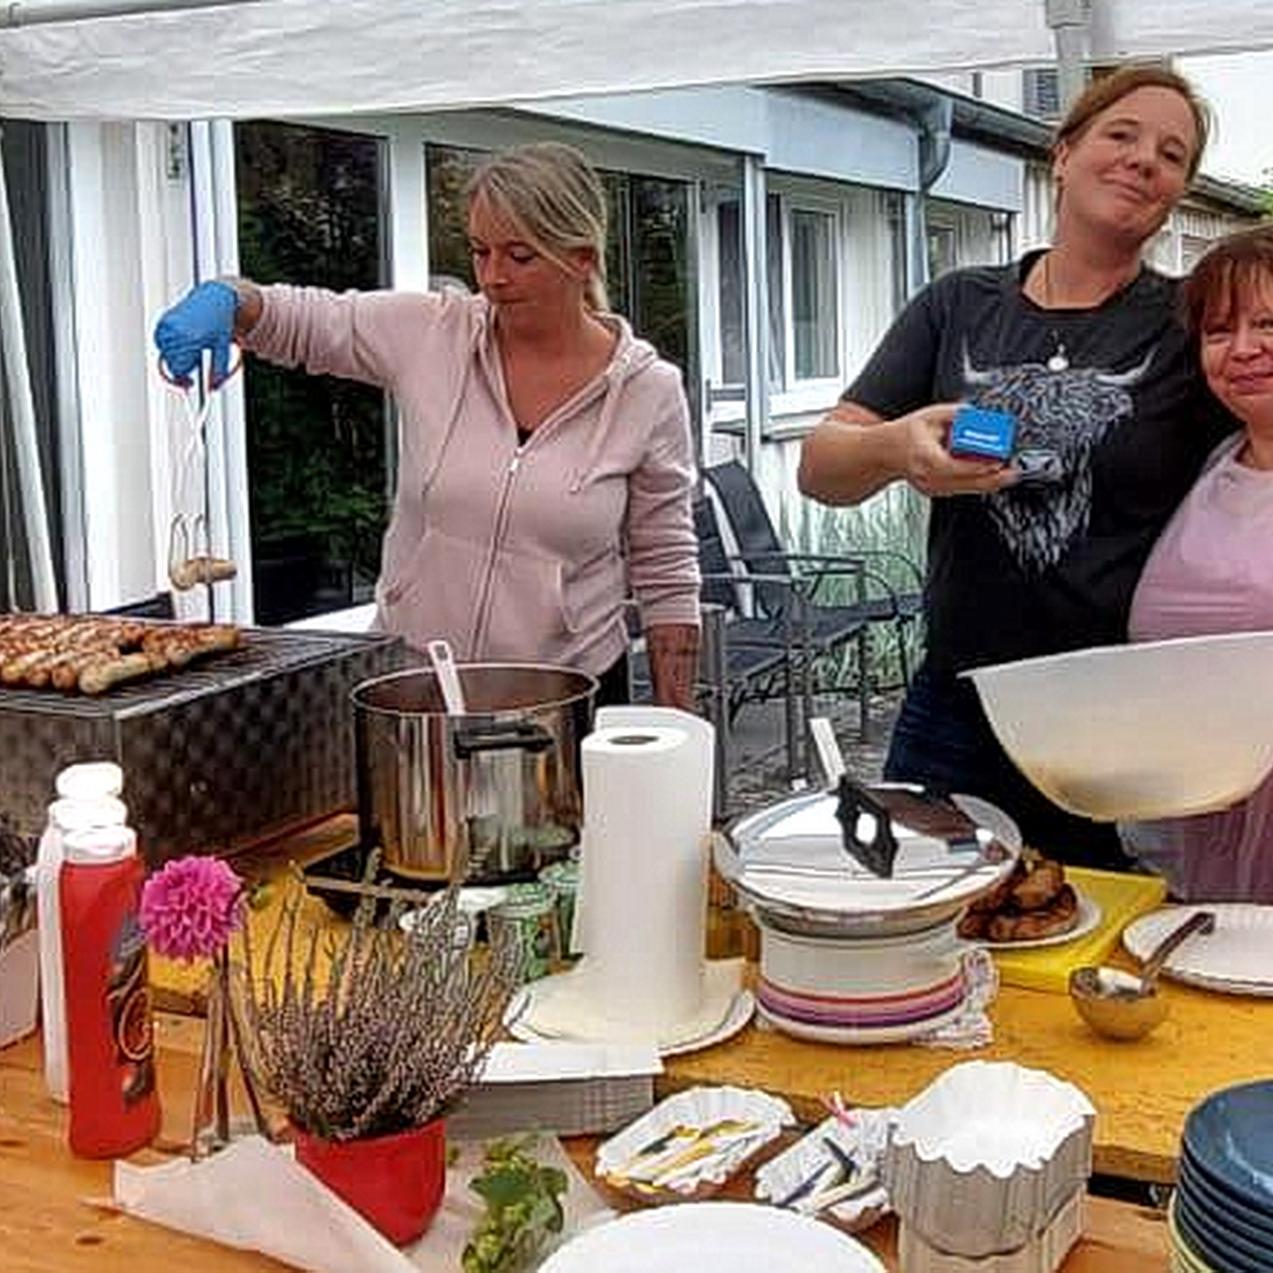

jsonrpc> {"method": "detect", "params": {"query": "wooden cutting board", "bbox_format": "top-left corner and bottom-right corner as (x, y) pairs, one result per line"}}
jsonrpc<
(988, 867), (1168, 994)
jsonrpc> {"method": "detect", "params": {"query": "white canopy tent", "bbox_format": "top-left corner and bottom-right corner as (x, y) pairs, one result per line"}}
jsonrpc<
(0, 0), (1269, 612)
(0, 0), (1270, 122)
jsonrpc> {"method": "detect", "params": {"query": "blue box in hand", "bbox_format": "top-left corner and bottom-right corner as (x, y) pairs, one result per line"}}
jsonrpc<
(949, 405), (1017, 461)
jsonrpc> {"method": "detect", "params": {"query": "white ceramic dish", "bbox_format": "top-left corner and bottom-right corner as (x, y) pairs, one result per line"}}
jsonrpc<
(595, 1086), (793, 1196)
(882, 1061), (1095, 1259)
(721, 791), (1021, 938)
(753, 1114), (889, 1230)
(966, 631), (1273, 822)
(538, 1202), (886, 1273)
(981, 889), (1103, 951)
(1123, 905), (1273, 995)
(507, 988), (756, 1056)
(758, 916), (964, 999)
(756, 997), (967, 1046)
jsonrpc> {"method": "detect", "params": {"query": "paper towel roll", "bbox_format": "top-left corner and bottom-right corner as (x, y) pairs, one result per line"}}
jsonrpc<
(566, 709), (714, 1037)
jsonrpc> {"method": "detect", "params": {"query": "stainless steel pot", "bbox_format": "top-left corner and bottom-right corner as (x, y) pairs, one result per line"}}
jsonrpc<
(353, 664), (597, 883)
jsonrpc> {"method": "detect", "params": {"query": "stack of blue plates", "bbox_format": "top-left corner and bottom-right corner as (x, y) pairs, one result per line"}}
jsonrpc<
(1173, 1080), (1273, 1273)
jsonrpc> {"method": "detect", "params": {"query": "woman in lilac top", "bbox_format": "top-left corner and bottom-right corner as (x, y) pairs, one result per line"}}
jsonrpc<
(1124, 225), (1273, 900)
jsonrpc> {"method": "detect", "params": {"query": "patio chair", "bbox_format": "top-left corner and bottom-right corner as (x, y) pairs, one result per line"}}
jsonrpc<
(703, 460), (924, 739)
(628, 495), (813, 786)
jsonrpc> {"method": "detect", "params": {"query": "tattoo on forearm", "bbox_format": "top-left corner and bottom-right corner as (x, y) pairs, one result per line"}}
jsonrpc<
(646, 623), (701, 713)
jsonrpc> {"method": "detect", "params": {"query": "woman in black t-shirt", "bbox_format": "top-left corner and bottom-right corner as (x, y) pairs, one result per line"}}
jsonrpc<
(798, 66), (1231, 867)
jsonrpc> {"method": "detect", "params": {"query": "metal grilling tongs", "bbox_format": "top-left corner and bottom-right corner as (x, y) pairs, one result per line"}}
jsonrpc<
(159, 350), (241, 595)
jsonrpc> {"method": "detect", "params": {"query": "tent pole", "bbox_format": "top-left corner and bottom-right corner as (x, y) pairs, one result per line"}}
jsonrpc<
(0, 127), (58, 610)
(1046, 0), (1092, 110)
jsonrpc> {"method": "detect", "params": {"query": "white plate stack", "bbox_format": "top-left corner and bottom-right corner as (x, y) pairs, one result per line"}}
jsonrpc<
(1169, 1080), (1273, 1273)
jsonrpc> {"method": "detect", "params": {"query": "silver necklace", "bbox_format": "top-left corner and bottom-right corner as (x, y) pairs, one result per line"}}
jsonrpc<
(1038, 253), (1069, 372)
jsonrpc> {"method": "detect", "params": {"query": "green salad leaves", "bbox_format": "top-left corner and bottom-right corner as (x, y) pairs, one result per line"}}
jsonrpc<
(463, 1138), (569, 1273)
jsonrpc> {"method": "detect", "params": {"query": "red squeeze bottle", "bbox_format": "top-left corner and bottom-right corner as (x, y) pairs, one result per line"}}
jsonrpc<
(60, 825), (161, 1157)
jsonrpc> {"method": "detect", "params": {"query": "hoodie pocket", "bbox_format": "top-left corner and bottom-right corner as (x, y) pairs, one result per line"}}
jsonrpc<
(377, 526), (488, 654)
(560, 548), (625, 637)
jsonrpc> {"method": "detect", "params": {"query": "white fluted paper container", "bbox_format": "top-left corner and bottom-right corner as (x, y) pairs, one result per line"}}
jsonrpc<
(881, 1061), (1094, 1259)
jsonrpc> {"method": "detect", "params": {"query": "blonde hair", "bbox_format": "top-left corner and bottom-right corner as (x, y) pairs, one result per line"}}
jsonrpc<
(466, 142), (610, 311)
(1053, 64), (1211, 181)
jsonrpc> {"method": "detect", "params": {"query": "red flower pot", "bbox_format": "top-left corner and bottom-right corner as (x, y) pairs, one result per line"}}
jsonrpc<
(291, 1117), (447, 1245)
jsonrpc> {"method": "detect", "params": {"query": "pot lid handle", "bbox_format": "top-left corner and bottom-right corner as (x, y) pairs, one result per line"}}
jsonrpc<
(835, 776), (899, 879)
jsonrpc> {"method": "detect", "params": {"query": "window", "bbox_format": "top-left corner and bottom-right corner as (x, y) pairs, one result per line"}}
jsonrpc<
(927, 222), (958, 281)
(716, 199), (744, 385)
(425, 143), (695, 392)
(1022, 68), (1061, 122)
(235, 121), (389, 626)
(790, 208), (838, 381)
(712, 190), (840, 399)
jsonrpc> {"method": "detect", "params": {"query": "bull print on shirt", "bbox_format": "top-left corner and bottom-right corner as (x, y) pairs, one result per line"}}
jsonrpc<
(960, 344), (1154, 573)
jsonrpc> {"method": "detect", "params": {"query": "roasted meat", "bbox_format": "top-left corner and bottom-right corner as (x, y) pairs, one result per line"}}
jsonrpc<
(0, 613), (241, 695)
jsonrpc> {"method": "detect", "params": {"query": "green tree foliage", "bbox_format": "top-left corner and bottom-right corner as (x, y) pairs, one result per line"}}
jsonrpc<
(235, 122), (389, 622)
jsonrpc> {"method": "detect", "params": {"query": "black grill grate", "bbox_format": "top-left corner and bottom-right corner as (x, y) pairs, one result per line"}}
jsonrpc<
(0, 624), (403, 854)
(0, 626), (382, 719)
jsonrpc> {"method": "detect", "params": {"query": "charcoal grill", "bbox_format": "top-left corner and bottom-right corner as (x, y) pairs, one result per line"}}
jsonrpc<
(0, 625), (402, 863)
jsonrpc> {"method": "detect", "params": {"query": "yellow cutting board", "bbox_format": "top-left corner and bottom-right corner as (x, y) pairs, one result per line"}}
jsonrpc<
(988, 867), (1168, 994)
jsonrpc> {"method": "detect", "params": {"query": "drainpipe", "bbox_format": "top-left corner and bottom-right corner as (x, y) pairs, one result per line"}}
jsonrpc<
(1046, 0), (1093, 112)
(906, 92), (953, 298)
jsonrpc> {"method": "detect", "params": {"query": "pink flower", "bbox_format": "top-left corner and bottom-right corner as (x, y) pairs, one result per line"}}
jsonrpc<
(140, 855), (245, 961)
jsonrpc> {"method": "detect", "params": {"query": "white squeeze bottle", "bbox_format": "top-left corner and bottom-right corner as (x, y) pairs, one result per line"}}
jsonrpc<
(37, 761), (126, 1104)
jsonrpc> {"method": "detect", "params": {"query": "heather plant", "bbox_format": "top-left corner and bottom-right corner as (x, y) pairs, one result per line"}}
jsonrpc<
(238, 871), (521, 1142)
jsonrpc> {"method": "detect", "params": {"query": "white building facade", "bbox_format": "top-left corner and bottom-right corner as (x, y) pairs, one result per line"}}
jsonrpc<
(3, 75), (1262, 625)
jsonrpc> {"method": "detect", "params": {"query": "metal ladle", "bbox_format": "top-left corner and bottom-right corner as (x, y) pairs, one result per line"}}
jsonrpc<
(427, 639), (467, 716)
(1069, 910), (1216, 1041)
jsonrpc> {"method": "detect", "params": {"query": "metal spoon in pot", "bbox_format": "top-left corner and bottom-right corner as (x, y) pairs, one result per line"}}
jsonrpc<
(427, 639), (468, 716)
(1069, 909), (1216, 1041)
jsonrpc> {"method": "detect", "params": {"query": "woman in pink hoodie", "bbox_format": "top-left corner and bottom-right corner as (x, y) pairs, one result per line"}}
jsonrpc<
(155, 143), (701, 708)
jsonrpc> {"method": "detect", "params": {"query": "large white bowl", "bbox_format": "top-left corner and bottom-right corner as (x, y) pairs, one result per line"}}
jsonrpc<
(965, 632), (1273, 822)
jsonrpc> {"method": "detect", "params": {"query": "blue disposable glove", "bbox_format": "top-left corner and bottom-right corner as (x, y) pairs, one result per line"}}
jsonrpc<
(153, 280), (239, 387)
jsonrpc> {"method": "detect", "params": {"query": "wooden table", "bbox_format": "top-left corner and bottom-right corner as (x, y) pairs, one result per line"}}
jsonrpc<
(0, 1016), (1170, 1271)
(3, 818), (1235, 1270)
(663, 963), (1273, 1185)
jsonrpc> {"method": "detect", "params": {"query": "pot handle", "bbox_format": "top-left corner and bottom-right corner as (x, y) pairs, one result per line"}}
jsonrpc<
(453, 720), (555, 759)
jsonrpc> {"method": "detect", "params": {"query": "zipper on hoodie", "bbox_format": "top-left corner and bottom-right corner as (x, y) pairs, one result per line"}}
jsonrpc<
(468, 448), (524, 656)
(467, 334), (645, 658)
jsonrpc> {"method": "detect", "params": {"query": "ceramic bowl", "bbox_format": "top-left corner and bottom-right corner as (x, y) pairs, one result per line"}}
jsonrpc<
(965, 631), (1273, 822)
(757, 917), (965, 1000)
(881, 1061), (1095, 1259)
